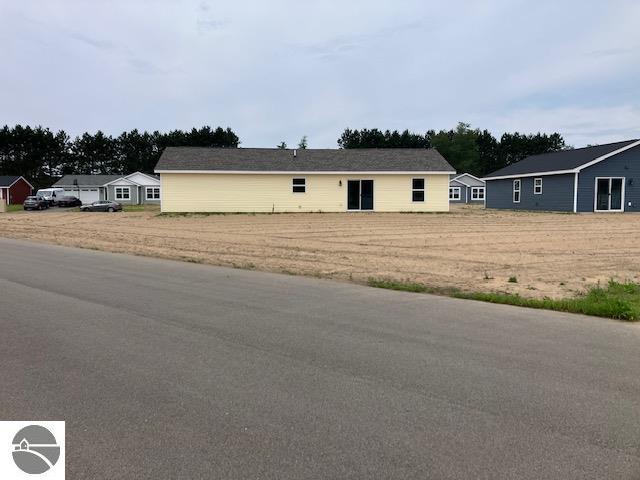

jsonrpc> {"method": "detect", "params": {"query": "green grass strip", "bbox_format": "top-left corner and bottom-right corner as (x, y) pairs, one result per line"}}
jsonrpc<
(367, 278), (640, 321)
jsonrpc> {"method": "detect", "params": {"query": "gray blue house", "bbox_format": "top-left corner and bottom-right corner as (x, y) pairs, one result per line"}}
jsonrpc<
(484, 139), (640, 212)
(53, 172), (161, 205)
(449, 173), (485, 204)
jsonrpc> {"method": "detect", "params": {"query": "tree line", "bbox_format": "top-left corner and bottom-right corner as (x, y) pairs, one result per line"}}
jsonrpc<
(0, 125), (239, 189)
(338, 123), (568, 177)
(0, 122), (568, 190)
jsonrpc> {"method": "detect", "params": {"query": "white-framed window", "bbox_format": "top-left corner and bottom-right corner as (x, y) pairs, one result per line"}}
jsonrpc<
(449, 187), (461, 200)
(412, 178), (425, 202)
(115, 186), (130, 200)
(513, 179), (521, 203)
(145, 187), (160, 200)
(534, 177), (543, 195)
(471, 186), (485, 200)
(292, 178), (306, 193)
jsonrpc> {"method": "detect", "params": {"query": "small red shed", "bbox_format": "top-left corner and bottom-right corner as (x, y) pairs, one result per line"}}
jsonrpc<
(0, 176), (33, 205)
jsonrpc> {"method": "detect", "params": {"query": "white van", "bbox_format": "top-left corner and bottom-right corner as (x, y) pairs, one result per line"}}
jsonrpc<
(36, 188), (66, 206)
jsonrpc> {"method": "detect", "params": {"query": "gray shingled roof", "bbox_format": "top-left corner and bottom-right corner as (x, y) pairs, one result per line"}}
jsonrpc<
(0, 175), (22, 187)
(155, 147), (455, 172)
(485, 139), (639, 178)
(53, 175), (123, 187)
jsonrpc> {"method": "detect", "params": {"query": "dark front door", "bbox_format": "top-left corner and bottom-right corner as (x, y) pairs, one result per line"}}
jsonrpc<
(360, 180), (373, 210)
(347, 181), (360, 210)
(347, 180), (374, 211)
(596, 178), (610, 211)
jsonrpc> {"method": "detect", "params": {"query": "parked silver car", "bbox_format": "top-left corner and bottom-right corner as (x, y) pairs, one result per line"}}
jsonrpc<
(80, 200), (123, 212)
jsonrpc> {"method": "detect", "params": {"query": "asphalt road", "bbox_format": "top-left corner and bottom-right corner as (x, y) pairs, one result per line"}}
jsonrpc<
(0, 238), (638, 479)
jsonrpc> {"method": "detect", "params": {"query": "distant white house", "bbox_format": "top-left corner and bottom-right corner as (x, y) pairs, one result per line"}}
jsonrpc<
(449, 173), (485, 204)
(53, 172), (160, 204)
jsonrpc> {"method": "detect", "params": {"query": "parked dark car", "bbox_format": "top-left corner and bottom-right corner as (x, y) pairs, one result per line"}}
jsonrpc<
(80, 200), (123, 212)
(23, 196), (50, 211)
(56, 196), (82, 207)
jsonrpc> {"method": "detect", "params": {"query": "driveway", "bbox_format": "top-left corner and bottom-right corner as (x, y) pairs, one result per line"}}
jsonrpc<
(0, 238), (638, 479)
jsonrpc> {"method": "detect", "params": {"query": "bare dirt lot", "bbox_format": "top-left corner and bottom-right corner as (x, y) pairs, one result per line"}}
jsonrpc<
(1, 205), (639, 299)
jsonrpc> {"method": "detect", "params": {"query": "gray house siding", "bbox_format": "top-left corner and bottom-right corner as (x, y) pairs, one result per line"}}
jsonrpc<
(449, 179), (485, 204)
(140, 186), (161, 204)
(466, 186), (485, 203)
(576, 146), (640, 212)
(106, 184), (161, 205)
(486, 174), (575, 211)
(449, 180), (467, 203)
(106, 184), (139, 204)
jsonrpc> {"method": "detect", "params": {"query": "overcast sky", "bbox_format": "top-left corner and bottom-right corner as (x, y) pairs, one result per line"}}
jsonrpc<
(2, 0), (639, 148)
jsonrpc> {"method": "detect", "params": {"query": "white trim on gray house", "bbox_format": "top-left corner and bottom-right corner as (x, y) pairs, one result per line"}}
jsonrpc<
(145, 186), (161, 200)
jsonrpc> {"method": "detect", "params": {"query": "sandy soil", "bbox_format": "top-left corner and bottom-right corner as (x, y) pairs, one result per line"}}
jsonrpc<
(1, 205), (639, 298)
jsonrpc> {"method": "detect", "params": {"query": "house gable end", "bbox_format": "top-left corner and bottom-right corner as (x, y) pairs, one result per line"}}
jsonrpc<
(125, 172), (160, 186)
(452, 173), (485, 187)
(449, 179), (468, 188)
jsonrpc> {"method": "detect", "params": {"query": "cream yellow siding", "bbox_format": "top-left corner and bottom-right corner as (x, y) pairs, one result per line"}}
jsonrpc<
(160, 173), (450, 212)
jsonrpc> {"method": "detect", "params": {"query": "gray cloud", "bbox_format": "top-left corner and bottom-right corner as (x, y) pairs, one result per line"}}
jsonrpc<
(588, 47), (633, 58)
(197, 18), (228, 32)
(127, 57), (172, 75)
(196, 0), (228, 32)
(299, 20), (425, 60)
(68, 32), (115, 50)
